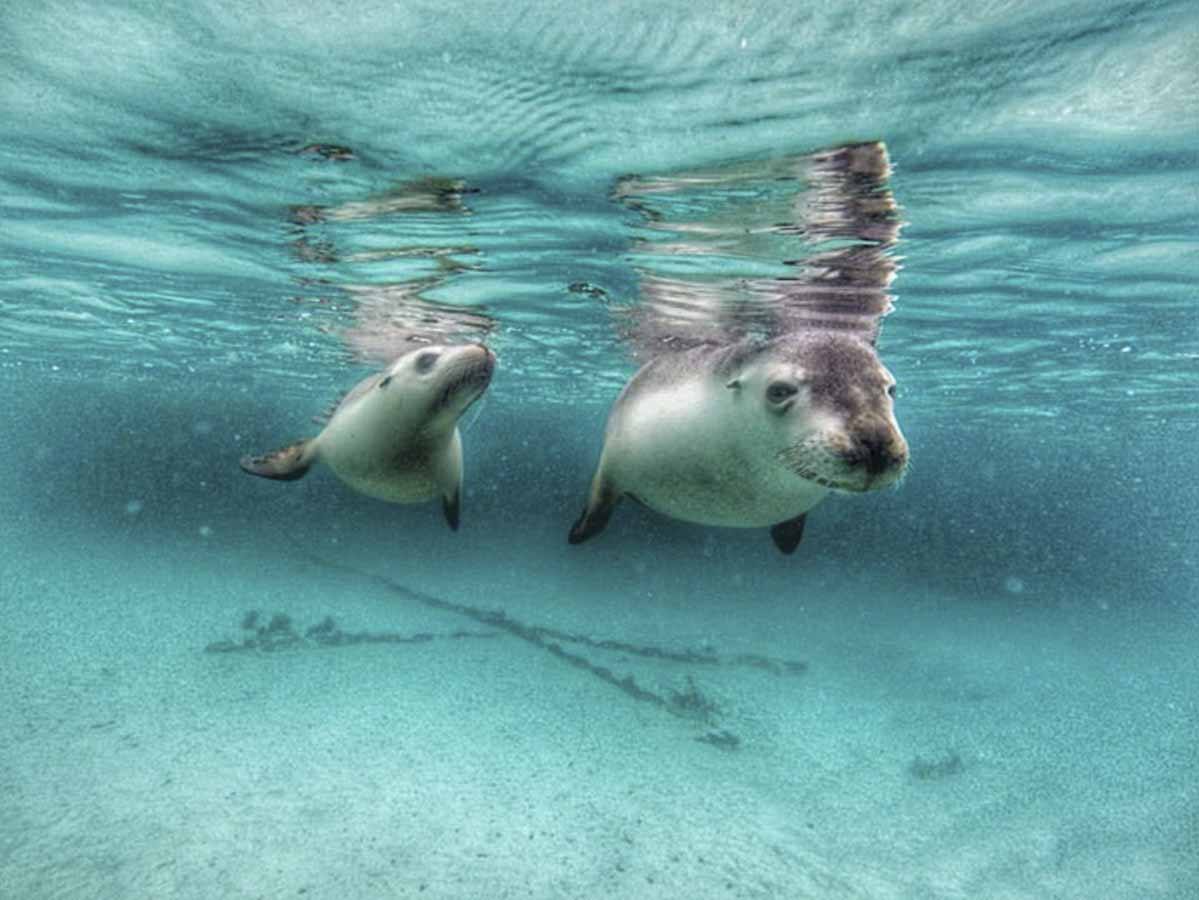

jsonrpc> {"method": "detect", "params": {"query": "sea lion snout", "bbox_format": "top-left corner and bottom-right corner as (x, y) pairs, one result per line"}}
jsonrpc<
(841, 427), (908, 486)
(430, 343), (497, 412)
(458, 343), (497, 389)
(454, 342), (496, 375)
(845, 429), (906, 474)
(474, 343), (497, 375)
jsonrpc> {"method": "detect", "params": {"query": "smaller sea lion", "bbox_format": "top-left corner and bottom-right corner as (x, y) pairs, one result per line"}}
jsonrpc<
(240, 343), (495, 530)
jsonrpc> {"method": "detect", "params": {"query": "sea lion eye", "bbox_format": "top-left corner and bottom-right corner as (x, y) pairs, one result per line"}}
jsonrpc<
(415, 352), (440, 373)
(887, 384), (897, 398)
(378, 376), (392, 389)
(766, 382), (798, 403)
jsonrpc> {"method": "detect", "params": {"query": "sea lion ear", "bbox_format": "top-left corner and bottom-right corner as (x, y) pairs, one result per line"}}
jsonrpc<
(725, 378), (742, 391)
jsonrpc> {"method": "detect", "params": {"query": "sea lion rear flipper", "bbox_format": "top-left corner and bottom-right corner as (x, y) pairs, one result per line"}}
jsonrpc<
(239, 440), (314, 481)
(568, 480), (621, 545)
(770, 513), (807, 555)
(442, 490), (460, 531)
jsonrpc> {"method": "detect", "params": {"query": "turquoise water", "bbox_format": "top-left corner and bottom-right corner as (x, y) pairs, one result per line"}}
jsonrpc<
(2, 1), (1197, 897)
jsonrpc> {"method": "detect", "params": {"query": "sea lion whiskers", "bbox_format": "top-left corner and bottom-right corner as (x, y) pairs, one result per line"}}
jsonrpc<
(433, 352), (494, 411)
(775, 440), (841, 489)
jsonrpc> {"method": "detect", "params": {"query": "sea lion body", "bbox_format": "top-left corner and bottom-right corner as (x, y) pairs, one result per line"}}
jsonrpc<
(313, 374), (463, 505)
(595, 350), (830, 526)
(240, 343), (494, 529)
(569, 333), (907, 552)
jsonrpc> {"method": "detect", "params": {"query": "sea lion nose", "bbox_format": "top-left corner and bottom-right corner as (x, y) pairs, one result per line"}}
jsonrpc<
(848, 431), (903, 475)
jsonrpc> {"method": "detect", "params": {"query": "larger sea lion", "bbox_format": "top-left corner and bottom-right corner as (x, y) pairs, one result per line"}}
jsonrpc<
(568, 332), (907, 553)
(240, 343), (495, 530)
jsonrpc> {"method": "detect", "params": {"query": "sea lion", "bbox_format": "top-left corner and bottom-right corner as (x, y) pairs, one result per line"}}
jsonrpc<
(240, 343), (495, 530)
(568, 332), (907, 553)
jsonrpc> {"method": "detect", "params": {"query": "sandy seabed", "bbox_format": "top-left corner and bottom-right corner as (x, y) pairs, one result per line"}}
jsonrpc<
(1, 516), (1195, 900)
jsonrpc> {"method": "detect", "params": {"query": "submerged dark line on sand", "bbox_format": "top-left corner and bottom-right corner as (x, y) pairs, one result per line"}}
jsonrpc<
(302, 552), (805, 674)
(269, 547), (808, 750)
(205, 609), (500, 654)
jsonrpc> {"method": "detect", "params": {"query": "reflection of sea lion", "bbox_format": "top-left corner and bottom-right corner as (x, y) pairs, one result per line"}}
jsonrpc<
(240, 344), (495, 530)
(568, 333), (907, 554)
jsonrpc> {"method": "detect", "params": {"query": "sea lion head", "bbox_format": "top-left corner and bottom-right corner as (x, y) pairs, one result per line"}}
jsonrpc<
(377, 342), (496, 425)
(725, 333), (908, 493)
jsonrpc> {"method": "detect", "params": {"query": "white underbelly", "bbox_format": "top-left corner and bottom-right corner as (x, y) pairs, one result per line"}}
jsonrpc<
(316, 417), (440, 504)
(331, 469), (440, 503)
(607, 389), (828, 527)
(625, 461), (828, 527)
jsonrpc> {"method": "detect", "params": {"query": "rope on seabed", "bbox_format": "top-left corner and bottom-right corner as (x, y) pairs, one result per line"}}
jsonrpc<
(251, 537), (808, 750)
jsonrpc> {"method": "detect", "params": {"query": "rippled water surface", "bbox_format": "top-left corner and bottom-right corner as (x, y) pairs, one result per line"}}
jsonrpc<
(1, 2), (1196, 898)
(3, 0), (1195, 409)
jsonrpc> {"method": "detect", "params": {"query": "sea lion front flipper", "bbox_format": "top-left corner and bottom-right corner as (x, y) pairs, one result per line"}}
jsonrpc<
(442, 490), (460, 531)
(568, 479), (622, 545)
(770, 513), (807, 555)
(239, 440), (314, 481)
(435, 433), (465, 532)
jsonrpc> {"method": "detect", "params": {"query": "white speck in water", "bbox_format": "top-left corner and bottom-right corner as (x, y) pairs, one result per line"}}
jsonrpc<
(199, 525), (213, 538)
(1120, 345), (1132, 353)
(1003, 576), (1026, 595)
(442, 51), (452, 65)
(124, 499), (143, 516)
(740, 37), (748, 49)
